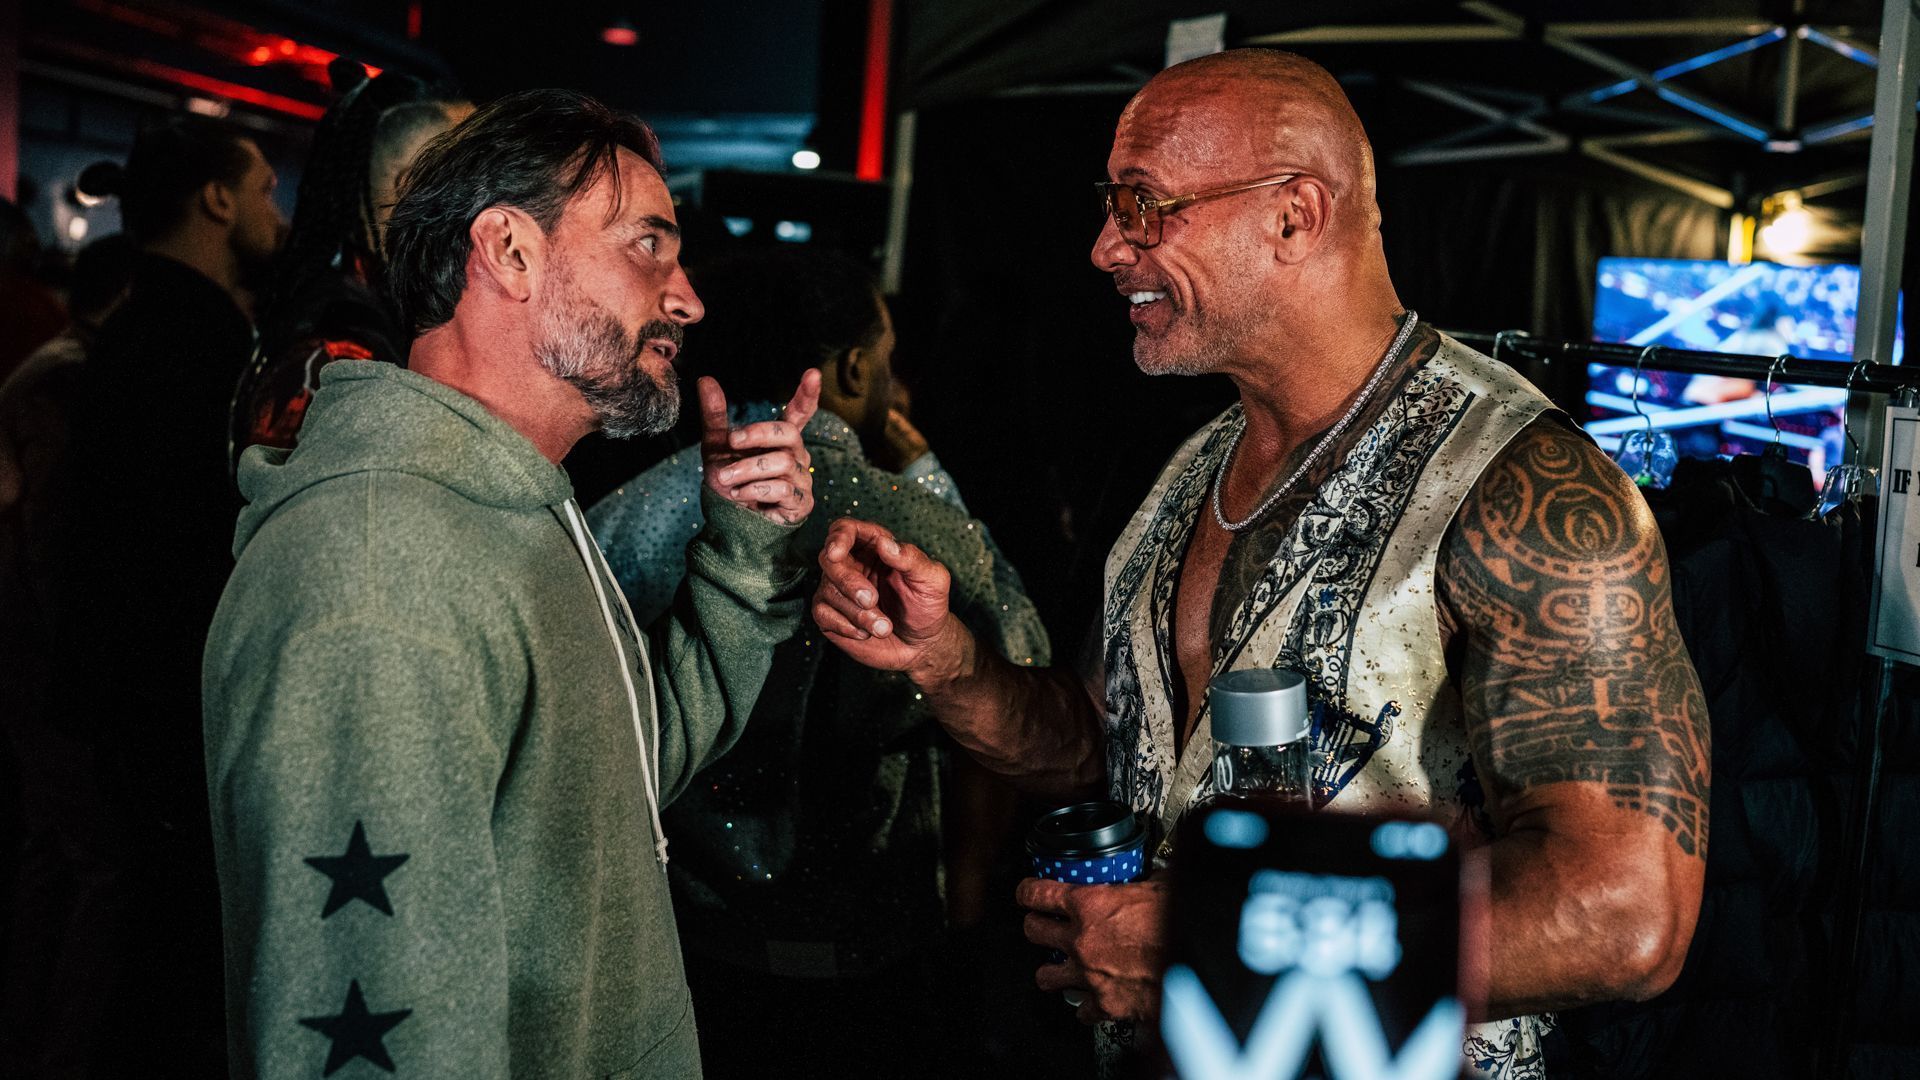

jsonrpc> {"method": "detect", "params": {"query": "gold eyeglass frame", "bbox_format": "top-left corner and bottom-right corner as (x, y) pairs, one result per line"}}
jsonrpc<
(1095, 172), (1317, 248)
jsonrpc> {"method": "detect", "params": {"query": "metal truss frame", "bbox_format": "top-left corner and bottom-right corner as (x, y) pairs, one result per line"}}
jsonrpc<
(1298, 1), (1903, 216)
(1846, 0), (1917, 476)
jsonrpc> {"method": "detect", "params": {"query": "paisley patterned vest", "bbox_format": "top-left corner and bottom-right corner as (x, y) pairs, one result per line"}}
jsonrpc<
(1100, 334), (1559, 1078)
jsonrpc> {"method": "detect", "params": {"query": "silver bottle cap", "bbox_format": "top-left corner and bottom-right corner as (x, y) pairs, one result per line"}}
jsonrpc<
(1208, 668), (1309, 747)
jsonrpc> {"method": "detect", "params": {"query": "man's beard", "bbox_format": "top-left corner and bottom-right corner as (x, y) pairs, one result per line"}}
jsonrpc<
(1132, 304), (1254, 376)
(535, 285), (682, 441)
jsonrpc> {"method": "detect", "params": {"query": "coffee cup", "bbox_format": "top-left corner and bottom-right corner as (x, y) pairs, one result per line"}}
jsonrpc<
(1027, 801), (1147, 1005)
(1027, 800), (1148, 885)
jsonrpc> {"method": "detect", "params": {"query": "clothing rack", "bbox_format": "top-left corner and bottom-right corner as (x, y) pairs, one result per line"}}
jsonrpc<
(1448, 329), (1920, 397)
(1454, 325), (1911, 1079)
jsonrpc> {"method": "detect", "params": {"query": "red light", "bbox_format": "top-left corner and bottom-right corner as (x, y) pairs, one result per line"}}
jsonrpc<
(856, 0), (892, 181)
(132, 58), (325, 119)
(277, 38), (296, 56)
(600, 24), (638, 46)
(34, 37), (328, 120)
(249, 45), (271, 64)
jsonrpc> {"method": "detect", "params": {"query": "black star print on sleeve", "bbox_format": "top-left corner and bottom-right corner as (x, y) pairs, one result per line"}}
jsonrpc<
(304, 821), (410, 918)
(299, 979), (411, 1076)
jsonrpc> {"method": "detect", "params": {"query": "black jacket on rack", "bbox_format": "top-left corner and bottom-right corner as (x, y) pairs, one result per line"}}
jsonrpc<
(1856, 666), (1920, 1076)
(1551, 457), (1917, 1079)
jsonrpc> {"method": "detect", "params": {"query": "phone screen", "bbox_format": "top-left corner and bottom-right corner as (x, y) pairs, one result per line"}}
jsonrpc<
(1159, 801), (1464, 1080)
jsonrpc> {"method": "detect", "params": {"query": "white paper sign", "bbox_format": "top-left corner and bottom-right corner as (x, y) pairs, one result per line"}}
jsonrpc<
(1166, 13), (1228, 68)
(1869, 404), (1920, 665)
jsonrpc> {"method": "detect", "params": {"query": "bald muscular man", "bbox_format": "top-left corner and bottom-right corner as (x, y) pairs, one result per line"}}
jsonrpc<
(813, 49), (1708, 1076)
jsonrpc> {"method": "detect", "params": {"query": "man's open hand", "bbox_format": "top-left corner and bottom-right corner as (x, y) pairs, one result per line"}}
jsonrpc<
(813, 517), (961, 677)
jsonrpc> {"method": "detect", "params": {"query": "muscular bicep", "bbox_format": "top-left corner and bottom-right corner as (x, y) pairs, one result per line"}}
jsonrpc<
(1439, 417), (1710, 860)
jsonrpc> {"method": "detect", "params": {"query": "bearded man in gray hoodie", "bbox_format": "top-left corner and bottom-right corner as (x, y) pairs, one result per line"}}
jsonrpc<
(203, 89), (820, 1079)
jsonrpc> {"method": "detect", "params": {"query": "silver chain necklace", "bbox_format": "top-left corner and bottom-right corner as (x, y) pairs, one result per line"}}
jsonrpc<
(1211, 311), (1420, 532)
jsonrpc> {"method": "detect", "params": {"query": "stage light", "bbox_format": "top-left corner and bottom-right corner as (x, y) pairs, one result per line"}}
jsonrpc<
(66, 180), (104, 210)
(1727, 211), (1754, 265)
(601, 20), (639, 46)
(1760, 201), (1813, 256)
(790, 149), (821, 170)
(68, 216), (90, 242)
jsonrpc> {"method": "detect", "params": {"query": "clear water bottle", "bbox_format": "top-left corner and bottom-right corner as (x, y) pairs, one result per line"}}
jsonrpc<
(1208, 668), (1312, 805)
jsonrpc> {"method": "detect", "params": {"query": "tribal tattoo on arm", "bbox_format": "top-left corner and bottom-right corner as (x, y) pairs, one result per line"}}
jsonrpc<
(1440, 418), (1710, 859)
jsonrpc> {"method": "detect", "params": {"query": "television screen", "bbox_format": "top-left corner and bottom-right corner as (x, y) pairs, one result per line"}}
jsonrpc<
(1587, 257), (1903, 483)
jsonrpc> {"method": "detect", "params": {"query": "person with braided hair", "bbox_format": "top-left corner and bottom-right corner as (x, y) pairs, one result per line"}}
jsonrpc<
(230, 61), (470, 467)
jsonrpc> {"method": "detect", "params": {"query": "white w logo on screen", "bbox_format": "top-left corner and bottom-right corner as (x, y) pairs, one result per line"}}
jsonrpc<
(1161, 966), (1464, 1080)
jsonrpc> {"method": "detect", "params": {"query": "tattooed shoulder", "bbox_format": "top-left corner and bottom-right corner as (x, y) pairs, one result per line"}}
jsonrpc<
(1438, 417), (1709, 858)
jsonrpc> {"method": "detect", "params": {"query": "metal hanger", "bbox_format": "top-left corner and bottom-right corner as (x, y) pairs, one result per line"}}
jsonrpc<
(1814, 360), (1880, 519)
(1729, 354), (1817, 516)
(1764, 354), (1788, 449)
(1615, 345), (1676, 487)
(1491, 329), (1526, 367)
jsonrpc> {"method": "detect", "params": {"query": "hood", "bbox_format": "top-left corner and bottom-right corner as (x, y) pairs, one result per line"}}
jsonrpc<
(232, 360), (573, 555)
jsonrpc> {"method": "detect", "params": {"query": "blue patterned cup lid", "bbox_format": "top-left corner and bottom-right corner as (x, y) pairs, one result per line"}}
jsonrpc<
(1209, 668), (1309, 747)
(1027, 800), (1144, 860)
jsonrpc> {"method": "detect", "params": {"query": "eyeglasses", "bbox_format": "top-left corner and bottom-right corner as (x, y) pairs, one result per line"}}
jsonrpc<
(1095, 173), (1312, 248)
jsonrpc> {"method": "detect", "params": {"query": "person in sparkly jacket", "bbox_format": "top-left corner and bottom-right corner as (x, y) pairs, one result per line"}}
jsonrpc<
(590, 249), (1050, 1079)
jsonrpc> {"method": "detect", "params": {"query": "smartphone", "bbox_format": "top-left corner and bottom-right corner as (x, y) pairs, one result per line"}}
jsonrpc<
(1158, 800), (1465, 1080)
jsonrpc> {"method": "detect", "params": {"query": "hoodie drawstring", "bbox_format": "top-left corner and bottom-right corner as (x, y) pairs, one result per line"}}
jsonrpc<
(562, 499), (669, 866)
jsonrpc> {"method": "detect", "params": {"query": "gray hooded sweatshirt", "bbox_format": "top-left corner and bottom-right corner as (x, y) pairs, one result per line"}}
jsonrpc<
(203, 360), (805, 1079)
